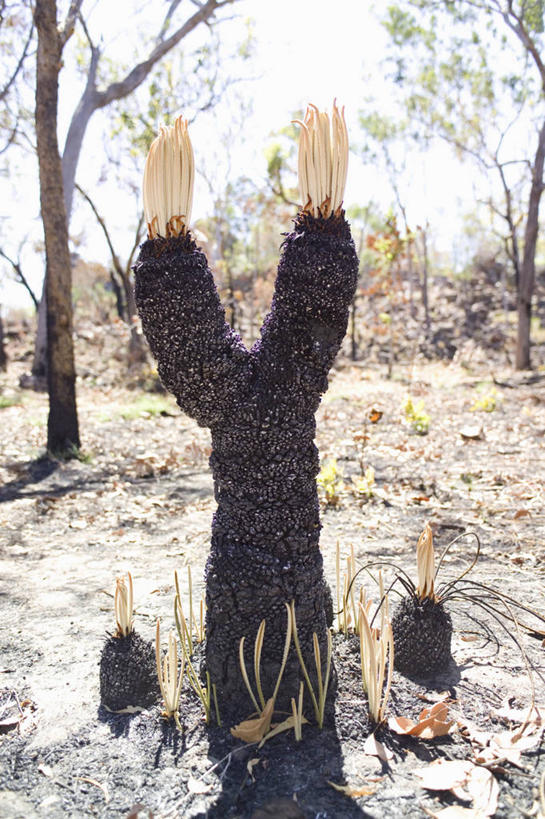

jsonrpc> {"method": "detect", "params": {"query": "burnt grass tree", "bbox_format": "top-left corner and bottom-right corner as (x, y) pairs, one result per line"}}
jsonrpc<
(134, 108), (358, 721)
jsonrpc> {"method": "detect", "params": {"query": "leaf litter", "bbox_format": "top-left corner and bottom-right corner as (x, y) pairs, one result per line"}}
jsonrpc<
(0, 356), (544, 817)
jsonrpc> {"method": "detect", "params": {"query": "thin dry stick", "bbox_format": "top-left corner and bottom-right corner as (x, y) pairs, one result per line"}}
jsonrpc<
(335, 540), (341, 632)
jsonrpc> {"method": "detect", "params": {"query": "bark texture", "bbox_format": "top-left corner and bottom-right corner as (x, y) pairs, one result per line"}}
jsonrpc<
(516, 119), (545, 369)
(0, 312), (7, 371)
(134, 215), (358, 719)
(35, 0), (80, 453)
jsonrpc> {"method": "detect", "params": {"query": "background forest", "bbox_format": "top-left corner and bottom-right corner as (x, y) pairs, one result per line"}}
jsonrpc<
(1, 0), (545, 453)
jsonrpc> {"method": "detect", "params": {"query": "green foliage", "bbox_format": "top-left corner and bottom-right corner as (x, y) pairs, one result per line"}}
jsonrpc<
(0, 394), (19, 409)
(49, 443), (93, 463)
(99, 394), (176, 422)
(523, 0), (544, 33)
(352, 466), (376, 499)
(403, 395), (430, 435)
(470, 387), (499, 412)
(317, 458), (344, 506)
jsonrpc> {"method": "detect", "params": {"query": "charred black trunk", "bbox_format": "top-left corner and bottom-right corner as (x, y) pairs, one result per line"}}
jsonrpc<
(134, 214), (358, 721)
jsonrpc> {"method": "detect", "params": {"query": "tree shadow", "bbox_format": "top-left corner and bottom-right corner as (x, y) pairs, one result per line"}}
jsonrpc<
(202, 713), (368, 819)
(0, 455), (60, 501)
(394, 656), (462, 687)
(0, 452), (208, 504)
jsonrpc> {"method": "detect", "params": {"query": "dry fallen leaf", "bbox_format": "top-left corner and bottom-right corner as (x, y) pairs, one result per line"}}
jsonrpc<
(327, 781), (375, 797)
(230, 698), (274, 743)
(460, 764), (499, 816)
(259, 713), (309, 747)
(416, 759), (498, 817)
(416, 759), (474, 791)
(75, 776), (110, 802)
(459, 425), (484, 440)
(459, 705), (544, 769)
(363, 733), (393, 760)
(513, 509), (531, 520)
(388, 701), (453, 739)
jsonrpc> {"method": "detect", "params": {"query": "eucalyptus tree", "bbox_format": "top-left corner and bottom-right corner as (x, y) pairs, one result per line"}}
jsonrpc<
(382, 0), (545, 368)
(32, 0), (241, 386)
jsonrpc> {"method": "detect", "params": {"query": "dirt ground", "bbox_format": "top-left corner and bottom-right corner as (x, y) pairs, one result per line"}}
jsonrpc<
(1, 337), (545, 818)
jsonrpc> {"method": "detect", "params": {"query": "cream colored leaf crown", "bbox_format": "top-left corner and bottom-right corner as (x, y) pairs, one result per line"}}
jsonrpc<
(293, 101), (348, 218)
(143, 115), (194, 240)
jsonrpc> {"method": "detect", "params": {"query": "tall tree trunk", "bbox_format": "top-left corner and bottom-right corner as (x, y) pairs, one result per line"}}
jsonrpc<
(516, 120), (545, 370)
(35, 0), (80, 454)
(0, 310), (7, 372)
(350, 294), (358, 360)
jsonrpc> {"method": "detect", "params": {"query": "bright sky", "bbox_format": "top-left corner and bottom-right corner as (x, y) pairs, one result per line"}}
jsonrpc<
(1, 0), (480, 310)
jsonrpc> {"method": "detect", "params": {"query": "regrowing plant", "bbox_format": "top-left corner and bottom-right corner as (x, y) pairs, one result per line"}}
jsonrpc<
(134, 103), (358, 720)
(403, 395), (430, 435)
(100, 573), (159, 711)
(155, 619), (184, 729)
(351, 522), (545, 682)
(290, 601), (333, 730)
(391, 522), (453, 676)
(174, 571), (218, 725)
(317, 457), (344, 506)
(358, 577), (394, 724)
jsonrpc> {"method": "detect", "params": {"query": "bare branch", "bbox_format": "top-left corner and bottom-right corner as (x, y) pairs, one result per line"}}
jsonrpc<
(498, 3), (545, 91)
(94, 0), (237, 109)
(77, 7), (95, 50)
(157, 0), (184, 42)
(126, 212), (145, 271)
(59, 0), (85, 47)
(0, 247), (39, 310)
(0, 18), (33, 102)
(75, 183), (124, 277)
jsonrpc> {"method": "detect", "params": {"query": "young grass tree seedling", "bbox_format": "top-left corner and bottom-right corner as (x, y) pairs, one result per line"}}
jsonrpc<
(358, 578), (394, 724)
(231, 605), (293, 742)
(155, 619), (184, 729)
(290, 601), (333, 730)
(392, 523), (453, 676)
(100, 572), (158, 711)
(134, 104), (358, 720)
(174, 571), (219, 725)
(390, 523), (545, 679)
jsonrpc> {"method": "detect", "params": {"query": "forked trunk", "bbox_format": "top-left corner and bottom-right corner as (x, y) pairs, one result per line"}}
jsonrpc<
(134, 214), (358, 720)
